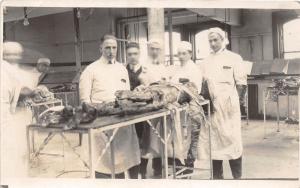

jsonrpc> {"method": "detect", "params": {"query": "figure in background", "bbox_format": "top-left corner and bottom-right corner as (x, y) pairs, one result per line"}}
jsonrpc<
(147, 41), (203, 178)
(170, 41), (202, 92)
(36, 57), (51, 83)
(142, 39), (169, 178)
(125, 42), (151, 179)
(1, 41), (36, 182)
(144, 40), (169, 82)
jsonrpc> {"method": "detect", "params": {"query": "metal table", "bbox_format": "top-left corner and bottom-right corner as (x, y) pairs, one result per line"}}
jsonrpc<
(27, 101), (212, 179)
(263, 86), (299, 139)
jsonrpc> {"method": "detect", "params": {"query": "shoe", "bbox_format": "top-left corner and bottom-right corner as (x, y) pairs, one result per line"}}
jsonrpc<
(153, 171), (162, 179)
(141, 173), (146, 179)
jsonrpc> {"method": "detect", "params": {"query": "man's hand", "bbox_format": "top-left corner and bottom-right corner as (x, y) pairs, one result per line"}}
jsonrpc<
(186, 148), (196, 166)
(236, 85), (247, 106)
(20, 87), (35, 97)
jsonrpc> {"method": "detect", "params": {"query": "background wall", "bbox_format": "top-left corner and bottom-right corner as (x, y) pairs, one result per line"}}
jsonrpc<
(231, 9), (298, 119)
(231, 9), (274, 61)
(4, 8), (143, 65)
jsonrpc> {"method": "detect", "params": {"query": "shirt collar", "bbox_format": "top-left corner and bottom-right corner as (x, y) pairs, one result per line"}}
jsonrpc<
(180, 59), (194, 67)
(211, 47), (226, 55)
(99, 56), (116, 64)
(128, 63), (141, 73)
(148, 57), (160, 65)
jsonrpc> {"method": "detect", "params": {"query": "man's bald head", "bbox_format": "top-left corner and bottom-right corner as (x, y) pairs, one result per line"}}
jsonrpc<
(3, 41), (24, 64)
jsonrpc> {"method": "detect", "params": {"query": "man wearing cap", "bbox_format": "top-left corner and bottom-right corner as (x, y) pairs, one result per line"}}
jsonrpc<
(171, 41), (202, 92)
(79, 34), (140, 179)
(36, 58), (51, 82)
(144, 39), (168, 82)
(140, 39), (170, 178)
(198, 27), (247, 179)
(156, 41), (202, 176)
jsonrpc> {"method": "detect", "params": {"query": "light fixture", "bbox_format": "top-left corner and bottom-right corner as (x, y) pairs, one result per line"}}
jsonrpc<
(23, 7), (29, 26)
(76, 8), (81, 18)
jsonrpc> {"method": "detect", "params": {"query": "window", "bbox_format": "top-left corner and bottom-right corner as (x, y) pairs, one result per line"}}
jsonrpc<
(195, 29), (211, 64)
(164, 31), (181, 65)
(283, 17), (300, 59)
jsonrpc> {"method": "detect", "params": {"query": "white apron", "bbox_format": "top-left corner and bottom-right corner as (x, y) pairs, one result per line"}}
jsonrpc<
(1, 107), (31, 182)
(1, 62), (32, 183)
(198, 49), (247, 160)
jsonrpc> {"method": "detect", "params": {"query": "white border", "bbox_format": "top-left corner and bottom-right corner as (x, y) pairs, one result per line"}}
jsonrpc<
(0, 0), (299, 187)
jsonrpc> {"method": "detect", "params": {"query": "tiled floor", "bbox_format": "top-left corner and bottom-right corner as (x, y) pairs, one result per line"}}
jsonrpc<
(28, 120), (299, 179)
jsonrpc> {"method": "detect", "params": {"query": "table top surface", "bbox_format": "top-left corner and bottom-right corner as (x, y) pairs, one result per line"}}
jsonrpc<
(28, 100), (209, 131)
(30, 99), (63, 107)
(29, 108), (169, 131)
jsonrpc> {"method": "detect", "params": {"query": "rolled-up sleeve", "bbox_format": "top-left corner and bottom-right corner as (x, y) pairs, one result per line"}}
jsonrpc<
(79, 68), (93, 103)
(233, 55), (247, 86)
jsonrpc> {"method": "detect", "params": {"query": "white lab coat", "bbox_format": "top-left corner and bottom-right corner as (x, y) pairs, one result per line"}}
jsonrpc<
(1, 61), (31, 182)
(143, 59), (169, 84)
(170, 60), (203, 93)
(198, 49), (247, 160)
(79, 57), (140, 174)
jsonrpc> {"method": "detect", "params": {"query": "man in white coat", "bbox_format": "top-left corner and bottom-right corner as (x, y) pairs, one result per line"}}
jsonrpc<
(171, 41), (202, 92)
(79, 34), (140, 178)
(198, 28), (247, 179)
(144, 40), (169, 82)
(1, 42), (35, 182)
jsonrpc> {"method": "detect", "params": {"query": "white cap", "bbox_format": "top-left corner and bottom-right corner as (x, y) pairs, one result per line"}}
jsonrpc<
(177, 41), (192, 52)
(208, 27), (229, 45)
(148, 39), (162, 49)
(3, 41), (24, 55)
(37, 58), (51, 65)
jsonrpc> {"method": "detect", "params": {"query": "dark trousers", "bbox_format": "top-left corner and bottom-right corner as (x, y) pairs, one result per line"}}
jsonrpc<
(152, 157), (194, 177)
(212, 156), (242, 179)
(134, 122), (149, 178)
(95, 165), (139, 179)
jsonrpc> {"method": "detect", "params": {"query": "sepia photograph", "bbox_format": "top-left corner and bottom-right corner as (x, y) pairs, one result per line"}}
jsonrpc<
(0, 0), (299, 187)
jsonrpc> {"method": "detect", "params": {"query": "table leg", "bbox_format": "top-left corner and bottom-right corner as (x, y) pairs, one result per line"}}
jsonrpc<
(65, 93), (68, 106)
(277, 95), (280, 132)
(31, 129), (35, 152)
(163, 115), (168, 179)
(78, 133), (82, 147)
(26, 126), (31, 162)
(298, 88), (300, 142)
(246, 87), (249, 125)
(110, 140), (115, 179)
(207, 103), (213, 180)
(287, 90), (290, 120)
(263, 89), (267, 139)
(88, 129), (95, 178)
